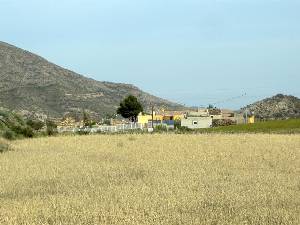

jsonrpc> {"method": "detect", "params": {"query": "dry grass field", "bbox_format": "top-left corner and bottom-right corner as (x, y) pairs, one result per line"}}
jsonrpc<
(0, 134), (299, 225)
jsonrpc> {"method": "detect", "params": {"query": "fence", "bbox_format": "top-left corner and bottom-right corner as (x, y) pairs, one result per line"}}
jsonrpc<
(57, 123), (143, 133)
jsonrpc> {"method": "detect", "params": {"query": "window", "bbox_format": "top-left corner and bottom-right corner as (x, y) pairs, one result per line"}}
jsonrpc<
(193, 121), (198, 125)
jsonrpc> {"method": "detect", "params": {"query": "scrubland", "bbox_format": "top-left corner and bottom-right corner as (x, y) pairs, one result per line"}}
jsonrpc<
(0, 134), (299, 225)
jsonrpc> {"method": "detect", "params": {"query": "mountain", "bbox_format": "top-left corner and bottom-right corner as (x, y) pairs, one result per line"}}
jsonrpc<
(0, 41), (183, 119)
(241, 94), (300, 119)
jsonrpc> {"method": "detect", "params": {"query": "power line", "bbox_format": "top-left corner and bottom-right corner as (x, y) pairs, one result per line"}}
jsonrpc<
(211, 93), (247, 106)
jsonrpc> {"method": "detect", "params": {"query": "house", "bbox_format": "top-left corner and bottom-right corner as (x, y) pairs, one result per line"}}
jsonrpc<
(137, 112), (163, 127)
(181, 110), (212, 129)
(188, 109), (209, 117)
(161, 111), (186, 121)
(137, 111), (186, 129)
(208, 108), (222, 120)
(221, 109), (235, 121)
(181, 116), (212, 129)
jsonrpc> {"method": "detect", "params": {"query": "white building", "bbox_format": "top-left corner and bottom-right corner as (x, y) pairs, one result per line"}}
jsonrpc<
(181, 116), (212, 129)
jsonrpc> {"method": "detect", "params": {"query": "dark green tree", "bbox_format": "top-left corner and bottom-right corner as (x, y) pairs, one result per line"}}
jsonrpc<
(117, 95), (143, 122)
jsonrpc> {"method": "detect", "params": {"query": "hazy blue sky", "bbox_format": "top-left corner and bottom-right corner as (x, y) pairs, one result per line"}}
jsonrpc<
(1, 0), (300, 109)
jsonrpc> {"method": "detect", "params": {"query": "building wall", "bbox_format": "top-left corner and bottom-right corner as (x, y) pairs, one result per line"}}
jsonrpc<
(138, 114), (164, 125)
(137, 115), (152, 125)
(181, 117), (212, 129)
(235, 114), (255, 124)
(235, 114), (244, 124)
(210, 115), (222, 120)
(248, 116), (255, 124)
(188, 110), (209, 117)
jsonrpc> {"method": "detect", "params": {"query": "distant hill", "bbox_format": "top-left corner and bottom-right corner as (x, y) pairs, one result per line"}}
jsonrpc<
(241, 94), (300, 119)
(0, 41), (183, 119)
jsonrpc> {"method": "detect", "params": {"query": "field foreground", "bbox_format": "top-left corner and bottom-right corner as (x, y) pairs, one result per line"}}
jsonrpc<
(0, 134), (299, 225)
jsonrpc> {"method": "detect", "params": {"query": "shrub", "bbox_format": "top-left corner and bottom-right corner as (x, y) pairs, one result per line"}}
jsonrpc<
(154, 124), (168, 132)
(46, 120), (58, 136)
(0, 138), (11, 153)
(10, 125), (34, 138)
(26, 119), (45, 131)
(46, 127), (56, 136)
(13, 113), (26, 126)
(76, 130), (90, 135)
(174, 119), (181, 130)
(46, 120), (57, 129)
(21, 126), (34, 138)
(2, 129), (16, 140)
(175, 126), (191, 134)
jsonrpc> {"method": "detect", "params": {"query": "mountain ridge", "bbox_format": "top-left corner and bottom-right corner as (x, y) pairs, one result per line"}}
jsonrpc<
(0, 41), (183, 119)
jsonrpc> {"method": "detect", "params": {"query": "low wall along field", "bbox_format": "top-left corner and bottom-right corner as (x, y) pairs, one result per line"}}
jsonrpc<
(0, 134), (299, 224)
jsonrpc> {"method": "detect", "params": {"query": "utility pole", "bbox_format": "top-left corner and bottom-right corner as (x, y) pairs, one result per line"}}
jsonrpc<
(151, 105), (154, 129)
(245, 109), (248, 124)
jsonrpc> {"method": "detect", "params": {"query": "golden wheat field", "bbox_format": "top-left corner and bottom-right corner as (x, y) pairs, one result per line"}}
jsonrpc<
(0, 134), (299, 225)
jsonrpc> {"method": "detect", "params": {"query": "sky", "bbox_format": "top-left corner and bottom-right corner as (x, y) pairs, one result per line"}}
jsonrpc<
(1, 0), (300, 109)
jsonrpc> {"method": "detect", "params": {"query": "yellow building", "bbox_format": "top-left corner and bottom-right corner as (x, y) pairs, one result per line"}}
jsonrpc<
(137, 111), (185, 127)
(137, 112), (163, 125)
(248, 115), (255, 124)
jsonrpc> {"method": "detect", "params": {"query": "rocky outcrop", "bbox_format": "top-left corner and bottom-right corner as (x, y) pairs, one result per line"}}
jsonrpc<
(241, 94), (300, 119)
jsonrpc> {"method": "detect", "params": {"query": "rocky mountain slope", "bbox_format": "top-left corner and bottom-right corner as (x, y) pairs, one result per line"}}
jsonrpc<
(0, 41), (183, 119)
(241, 94), (300, 119)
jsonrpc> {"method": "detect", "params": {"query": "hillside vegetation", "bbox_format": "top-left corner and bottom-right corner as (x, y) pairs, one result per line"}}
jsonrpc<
(0, 109), (34, 139)
(0, 108), (57, 140)
(0, 134), (299, 224)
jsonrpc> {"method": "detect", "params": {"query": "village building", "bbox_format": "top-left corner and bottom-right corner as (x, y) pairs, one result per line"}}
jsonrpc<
(181, 109), (213, 129)
(138, 107), (254, 130)
(181, 116), (213, 129)
(137, 111), (186, 129)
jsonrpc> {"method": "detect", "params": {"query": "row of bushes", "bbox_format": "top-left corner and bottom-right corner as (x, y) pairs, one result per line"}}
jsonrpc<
(0, 110), (58, 140)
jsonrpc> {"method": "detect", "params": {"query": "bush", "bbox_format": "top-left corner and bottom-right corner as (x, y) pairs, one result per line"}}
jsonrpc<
(0, 138), (11, 153)
(46, 127), (56, 136)
(46, 120), (58, 136)
(26, 119), (45, 131)
(174, 119), (181, 130)
(22, 126), (34, 138)
(175, 126), (191, 134)
(10, 125), (34, 138)
(46, 120), (57, 129)
(154, 124), (168, 133)
(2, 130), (16, 140)
(0, 109), (48, 139)
(76, 130), (90, 135)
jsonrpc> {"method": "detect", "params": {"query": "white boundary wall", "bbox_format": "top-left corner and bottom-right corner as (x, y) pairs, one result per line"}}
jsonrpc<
(57, 123), (143, 133)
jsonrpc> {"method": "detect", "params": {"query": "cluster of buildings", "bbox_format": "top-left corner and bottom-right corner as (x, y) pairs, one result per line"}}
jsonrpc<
(137, 108), (255, 129)
(57, 108), (255, 132)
